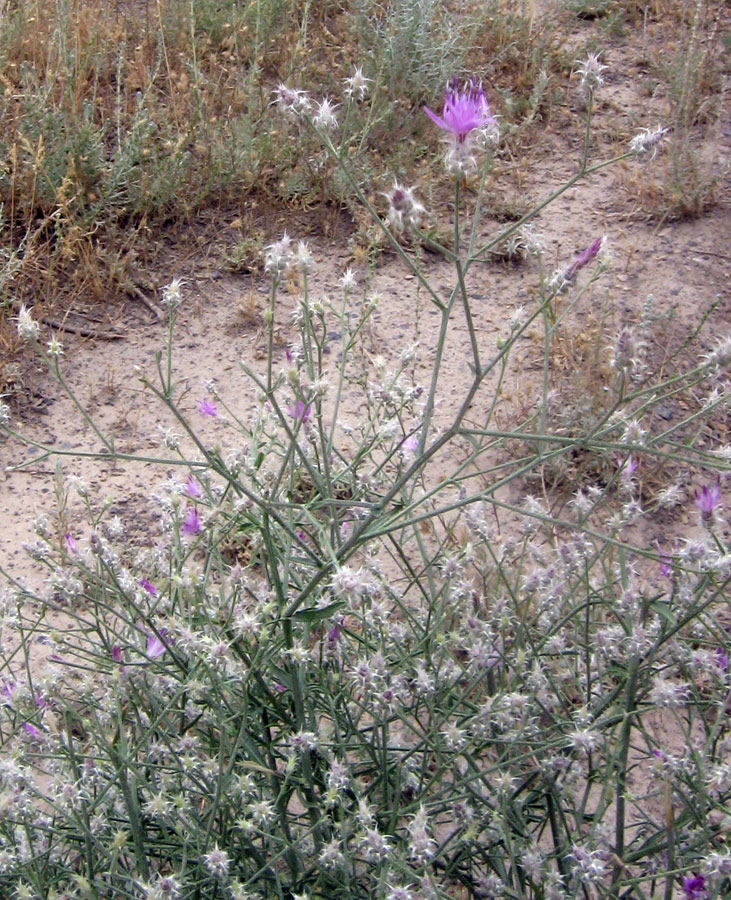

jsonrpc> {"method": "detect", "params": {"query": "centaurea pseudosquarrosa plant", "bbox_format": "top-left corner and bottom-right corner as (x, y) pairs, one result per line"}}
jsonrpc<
(0, 60), (728, 900)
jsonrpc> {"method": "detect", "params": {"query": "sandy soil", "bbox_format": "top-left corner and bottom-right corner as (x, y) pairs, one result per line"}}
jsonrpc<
(1, 7), (729, 612)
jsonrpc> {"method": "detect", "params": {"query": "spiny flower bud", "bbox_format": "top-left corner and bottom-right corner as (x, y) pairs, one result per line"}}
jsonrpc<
(274, 84), (311, 117)
(629, 125), (667, 158)
(344, 66), (371, 101)
(313, 97), (338, 131)
(264, 232), (294, 276)
(577, 53), (608, 93)
(385, 182), (425, 234)
(161, 277), (185, 310)
(16, 304), (39, 341)
(611, 328), (636, 377)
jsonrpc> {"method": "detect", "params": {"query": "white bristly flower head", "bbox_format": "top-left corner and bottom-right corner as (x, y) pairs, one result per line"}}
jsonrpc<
(265, 232), (295, 276)
(0, 399), (10, 427)
(705, 334), (731, 370)
(313, 97), (338, 131)
(47, 335), (64, 358)
(519, 224), (547, 257)
(274, 83), (311, 117)
(16, 304), (39, 341)
(344, 66), (371, 101)
(341, 267), (358, 290)
(161, 277), (185, 310)
(385, 182), (425, 234)
(629, 125), (668, 158)
(295, 240), (314, 274)
(203, 844), (230, 878)
(577, 53), (608, 93)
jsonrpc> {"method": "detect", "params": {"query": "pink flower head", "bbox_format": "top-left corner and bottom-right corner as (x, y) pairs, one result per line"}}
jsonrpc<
(655, 541), (673, 578)
(716, 646), (729, 674)
(182, 506), (202, 535)
(618, 454), (638, 475)
(140, 577), (158, 596)
(403, 433), (420, 455)
(683, 875), (707, 900)
(185, 473), (203, 499)
(425, 77), (494, 143)
(288, 400), (312, 424)
(111, 645), (124, 663)
(198, 397), (218, 417)
(694, 475), (722, 520)
(564, 237), (603, 283)
(146, 628), (169, 659)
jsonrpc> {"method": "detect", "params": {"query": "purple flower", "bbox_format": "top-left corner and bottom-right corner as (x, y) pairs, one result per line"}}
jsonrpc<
(327, 621), (342, 645)
(185, 473), (203, 499)
(683, 875), (707, 900)
(146, 628), (169, 659)
(403, 433), (420, 455)
(656, 541), (673, 578)
(111, 645), (124, 663)
(564, 237), (603, 282)
(694, 475), (722, 520)
(182, 506), (202, 535)
(140, 577), (158, 596)
(716, 647), (729, 674)
(22, 722), (41, 739)
(425, 77), (494, 143)
(65, 532), (78, 555)
(288, 400), (312, 424)
(198, 397), (218, 417)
